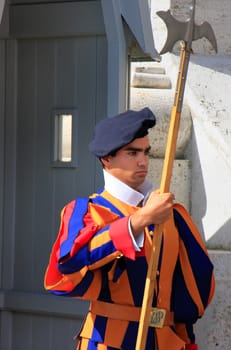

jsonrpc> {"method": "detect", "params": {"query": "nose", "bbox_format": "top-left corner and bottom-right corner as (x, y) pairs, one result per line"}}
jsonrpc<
(137, 152), (149, 167)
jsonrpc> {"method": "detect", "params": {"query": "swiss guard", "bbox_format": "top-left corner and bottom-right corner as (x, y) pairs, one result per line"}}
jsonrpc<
(44, 108), (215, 350)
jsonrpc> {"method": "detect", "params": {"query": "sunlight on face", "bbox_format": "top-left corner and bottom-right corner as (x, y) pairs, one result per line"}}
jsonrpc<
(102, 136), (151, 190)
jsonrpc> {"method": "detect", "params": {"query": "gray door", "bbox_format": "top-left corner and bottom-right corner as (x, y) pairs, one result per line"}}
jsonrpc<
(1, 2), (107, 350)
(16, 35), (107, 290)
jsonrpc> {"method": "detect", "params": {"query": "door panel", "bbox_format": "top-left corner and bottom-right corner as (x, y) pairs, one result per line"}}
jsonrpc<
(14, 36), (107, 291)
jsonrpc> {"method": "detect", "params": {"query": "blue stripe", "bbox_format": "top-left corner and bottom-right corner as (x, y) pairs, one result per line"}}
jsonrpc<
(186, 323), (196, 343)
(91, 315), (107, 343)
(171, 260), (199, 323)
(58, 245), (89, 273)
(51, 270), (94, 297)
(90, 240), (116, 265)
(82, 339), (119, 350)
(122, 322), (155, 349)
(59, 198), (89, 260)
(125, 256), (148, 305)
(87, 339), (97, 350)
(59, 229), (117, 274)
(68, 270), (95, 297)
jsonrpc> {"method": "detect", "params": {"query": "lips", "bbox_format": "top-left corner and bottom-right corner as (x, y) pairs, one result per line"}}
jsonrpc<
(136, 170), (147, 176)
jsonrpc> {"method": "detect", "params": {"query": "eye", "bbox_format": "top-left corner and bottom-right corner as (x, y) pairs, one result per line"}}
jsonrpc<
(127, 150), (137, 156)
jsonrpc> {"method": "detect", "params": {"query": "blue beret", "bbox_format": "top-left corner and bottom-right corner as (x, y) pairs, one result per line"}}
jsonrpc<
(89, 107), (156, 157)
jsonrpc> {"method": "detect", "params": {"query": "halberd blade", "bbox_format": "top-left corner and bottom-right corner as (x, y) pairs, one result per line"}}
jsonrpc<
(157, 7), (217, 55)
(193, 21), (218, 52)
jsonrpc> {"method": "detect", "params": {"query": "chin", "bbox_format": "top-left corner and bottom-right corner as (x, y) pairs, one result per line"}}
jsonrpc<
(132, 180), (145, 190)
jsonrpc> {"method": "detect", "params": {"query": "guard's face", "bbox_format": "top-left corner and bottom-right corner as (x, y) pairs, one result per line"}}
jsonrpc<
(102, 136), (151, 190)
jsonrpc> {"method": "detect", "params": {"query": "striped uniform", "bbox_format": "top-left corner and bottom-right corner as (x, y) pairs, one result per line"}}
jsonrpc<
(44, 189), (215, 350)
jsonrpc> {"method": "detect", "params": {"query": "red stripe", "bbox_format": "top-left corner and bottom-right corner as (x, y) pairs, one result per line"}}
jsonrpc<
(185, 344), (198, 350)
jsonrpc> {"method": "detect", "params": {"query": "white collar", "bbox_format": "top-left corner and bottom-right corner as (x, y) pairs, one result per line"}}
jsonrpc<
(103, 169), (153, 207)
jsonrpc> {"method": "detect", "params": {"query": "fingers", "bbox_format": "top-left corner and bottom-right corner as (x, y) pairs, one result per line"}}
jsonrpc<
(141, 191), (175, 225)
(147, 191), (174, 206)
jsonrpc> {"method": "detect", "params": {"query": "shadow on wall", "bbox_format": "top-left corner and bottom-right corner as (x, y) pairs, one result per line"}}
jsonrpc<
(170, 52), (231, 77)
(207, 218), (231, 250)
(189, 54), (231, 76)
(188, 116), (231, 249)
(187, 126), (207, 242)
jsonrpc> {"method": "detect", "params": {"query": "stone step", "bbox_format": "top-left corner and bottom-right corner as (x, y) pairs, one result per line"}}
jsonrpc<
(135, 66), (166, 74)
(131, 72), (172, 89)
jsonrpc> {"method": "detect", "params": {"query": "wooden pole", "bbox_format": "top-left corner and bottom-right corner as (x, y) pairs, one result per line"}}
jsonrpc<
(135, 42), (189, 350)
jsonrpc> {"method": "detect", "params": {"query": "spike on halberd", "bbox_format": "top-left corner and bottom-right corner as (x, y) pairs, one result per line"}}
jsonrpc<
(157, 9), (217, 55)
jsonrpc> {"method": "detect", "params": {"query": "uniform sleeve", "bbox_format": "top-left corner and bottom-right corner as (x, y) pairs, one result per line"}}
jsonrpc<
(172, 204), (215, 324)
(44, 198), (136, 296)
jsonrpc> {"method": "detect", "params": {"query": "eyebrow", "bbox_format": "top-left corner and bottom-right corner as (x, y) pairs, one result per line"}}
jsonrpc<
(124, 146), (151, 153)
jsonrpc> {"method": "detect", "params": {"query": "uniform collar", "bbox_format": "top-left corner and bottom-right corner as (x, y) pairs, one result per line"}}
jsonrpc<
(103, 169), (152, 207)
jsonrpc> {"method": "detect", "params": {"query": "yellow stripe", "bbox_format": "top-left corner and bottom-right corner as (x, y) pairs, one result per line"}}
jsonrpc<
(90, 230), (111, 250)
(79, 312), (96, 339)
(104, 318), (128, 348)
(100, 190), (139, 216)
(89, 202), (120, 228)
(45, 265), (88, 291)
(179, 239), (204, 316)
(157, 215), (179, 309)
(89, 252), (119, 270)
(97, 344), (107, 350)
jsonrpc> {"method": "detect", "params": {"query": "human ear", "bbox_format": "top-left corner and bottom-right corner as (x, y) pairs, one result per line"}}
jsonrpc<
(100, 156), (111, 168)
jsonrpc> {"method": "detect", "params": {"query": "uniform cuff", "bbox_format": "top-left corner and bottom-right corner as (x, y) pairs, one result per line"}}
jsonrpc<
(109, 216), (136, 260)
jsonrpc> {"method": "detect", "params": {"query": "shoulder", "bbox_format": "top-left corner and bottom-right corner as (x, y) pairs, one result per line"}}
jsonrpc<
(61, 197), (91, 221)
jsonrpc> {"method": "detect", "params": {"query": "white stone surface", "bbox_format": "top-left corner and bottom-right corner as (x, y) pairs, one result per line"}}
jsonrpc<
(147, 158), (191, 210)
(130, 87), (192, 159)
(162, 53), (231, 249)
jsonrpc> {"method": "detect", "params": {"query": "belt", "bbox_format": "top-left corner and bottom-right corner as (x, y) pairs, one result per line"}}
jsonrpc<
(90, 300), (174, 328)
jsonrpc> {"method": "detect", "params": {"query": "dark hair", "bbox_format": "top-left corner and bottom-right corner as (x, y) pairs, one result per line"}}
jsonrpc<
(107, 148), (119, 157)
(99, 148), (118, 168)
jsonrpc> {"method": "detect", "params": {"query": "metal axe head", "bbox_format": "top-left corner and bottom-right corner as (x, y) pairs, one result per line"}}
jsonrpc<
(157, 0), (217, 55)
